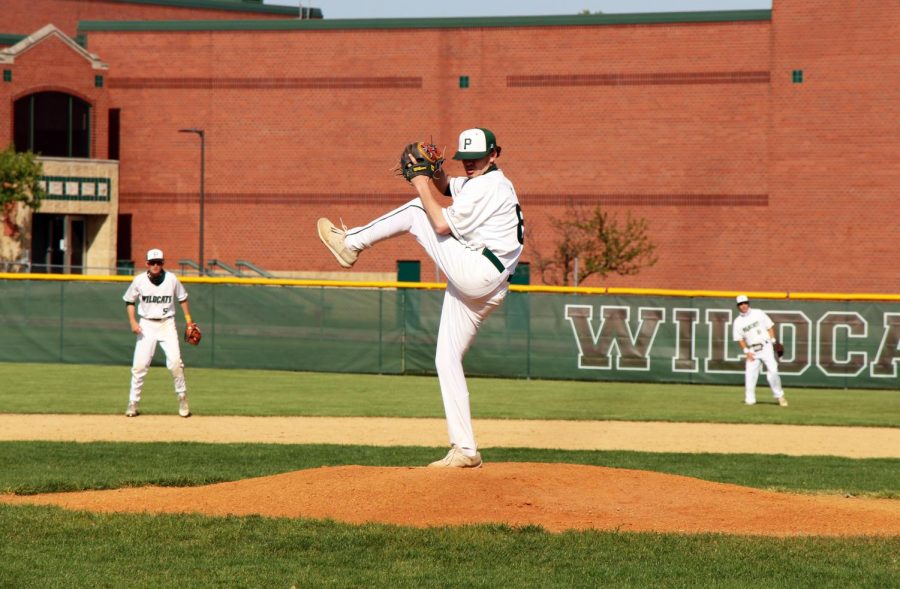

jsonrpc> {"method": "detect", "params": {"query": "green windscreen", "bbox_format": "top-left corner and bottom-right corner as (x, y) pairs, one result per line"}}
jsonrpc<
(0, 279), (897, 389)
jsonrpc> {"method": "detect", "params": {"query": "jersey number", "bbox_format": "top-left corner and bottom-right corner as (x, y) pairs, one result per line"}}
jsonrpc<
(515, 204), (525, 245)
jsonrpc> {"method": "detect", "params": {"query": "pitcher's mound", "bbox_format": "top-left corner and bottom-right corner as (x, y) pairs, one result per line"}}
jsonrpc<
(3, 463), (898, 536)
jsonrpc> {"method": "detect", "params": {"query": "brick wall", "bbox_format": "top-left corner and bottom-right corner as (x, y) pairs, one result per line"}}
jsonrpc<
(86, 20), (777, 287)
(0, 0), (294, 38)
(6, 3), (896, 292)
(0, 33), (109, 160)
(768, 0), (899, 292)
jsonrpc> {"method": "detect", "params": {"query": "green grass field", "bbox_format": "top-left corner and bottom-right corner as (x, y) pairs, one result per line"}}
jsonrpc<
(1, 362), (898, 425)
(0, 362), (897, 588)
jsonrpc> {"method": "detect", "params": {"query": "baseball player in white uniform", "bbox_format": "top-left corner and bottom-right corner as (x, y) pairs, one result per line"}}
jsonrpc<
(732, 294), (788, 407)
(317, 128), (524, 468)
(123, 248), (193, 417)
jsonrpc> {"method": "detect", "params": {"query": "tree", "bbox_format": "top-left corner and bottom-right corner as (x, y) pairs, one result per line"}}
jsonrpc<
(0, 146), (44, 269)
(532, 204), (658, 286)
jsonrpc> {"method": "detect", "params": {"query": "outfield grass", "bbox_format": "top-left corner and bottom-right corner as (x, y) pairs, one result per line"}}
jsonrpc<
(0, 442), (897, 498)
(1, 362), (898, 426)
(0, 362), (897, 587)
(1, 504), (897, 589)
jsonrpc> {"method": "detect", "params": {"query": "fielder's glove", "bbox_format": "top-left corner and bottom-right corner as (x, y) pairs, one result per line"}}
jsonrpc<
(399, 142), (443, 182)
(184, 322), (202, 346)
(773, 341), (784, 359)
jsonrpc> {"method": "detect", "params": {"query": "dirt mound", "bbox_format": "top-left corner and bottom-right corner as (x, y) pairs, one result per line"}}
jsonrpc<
(3, 463), (898, 536)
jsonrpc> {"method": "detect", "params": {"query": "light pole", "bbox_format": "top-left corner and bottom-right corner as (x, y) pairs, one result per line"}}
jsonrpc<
(179, 128), (205, 275)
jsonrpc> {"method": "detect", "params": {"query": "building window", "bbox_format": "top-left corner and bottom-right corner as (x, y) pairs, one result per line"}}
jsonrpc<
(792, 70), (804, 84)
(2, 69), (10, 82)
(94, 75), (104, 88)
(13, 91), (91, 157)
(459, 75), (470, 89)
(117, 213), (132, 265)
(108, 108), (120, 160)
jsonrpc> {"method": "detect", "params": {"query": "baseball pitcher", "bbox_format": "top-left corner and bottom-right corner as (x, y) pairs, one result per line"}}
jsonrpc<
(318, 128), (524, 467)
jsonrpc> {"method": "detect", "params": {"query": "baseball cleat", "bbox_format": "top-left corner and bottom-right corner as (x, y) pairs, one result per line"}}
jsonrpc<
(125, 402), (139, 417)
(317, 218), (358, 268)
(178, 393), (191, 418)
(778, 396), (789, 407)
(428, 446), (483, 468)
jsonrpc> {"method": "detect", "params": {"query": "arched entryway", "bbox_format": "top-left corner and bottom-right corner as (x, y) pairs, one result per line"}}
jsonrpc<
(13, 91), (91, 157)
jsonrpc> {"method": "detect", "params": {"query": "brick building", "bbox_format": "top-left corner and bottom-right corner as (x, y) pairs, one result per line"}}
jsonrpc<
(1, 0), (896, 292)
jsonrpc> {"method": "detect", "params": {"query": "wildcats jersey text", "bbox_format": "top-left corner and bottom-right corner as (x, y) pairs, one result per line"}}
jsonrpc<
(123, 271), (188, 320)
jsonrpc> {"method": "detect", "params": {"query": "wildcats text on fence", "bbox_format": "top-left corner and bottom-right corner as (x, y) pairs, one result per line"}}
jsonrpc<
(562, 300), (900, 387)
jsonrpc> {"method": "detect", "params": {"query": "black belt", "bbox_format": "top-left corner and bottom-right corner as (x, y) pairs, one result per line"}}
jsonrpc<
(750, 343), (764, 352)
(142, 317), (166, 322)
(481, 248), (505, 273)
(481, 247), (516, 282)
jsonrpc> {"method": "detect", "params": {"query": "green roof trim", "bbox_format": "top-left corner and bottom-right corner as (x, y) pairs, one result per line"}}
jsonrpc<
(81, 0), (310, 17)
(0, 34), (27, 46)
(77, 10), (771, 33)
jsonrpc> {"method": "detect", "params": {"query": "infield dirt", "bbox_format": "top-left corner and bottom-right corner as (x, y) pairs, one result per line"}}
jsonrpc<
(2, 414), (898, 536)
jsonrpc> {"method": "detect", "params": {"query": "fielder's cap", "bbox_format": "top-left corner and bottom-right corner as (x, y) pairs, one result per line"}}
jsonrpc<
(736, 294), (750, 305)
(146, 248), (164, 262)
(453, 127), (500, 160)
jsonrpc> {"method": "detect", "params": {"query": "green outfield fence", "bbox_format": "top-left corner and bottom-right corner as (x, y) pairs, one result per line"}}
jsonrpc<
(1, 274), (898, 389)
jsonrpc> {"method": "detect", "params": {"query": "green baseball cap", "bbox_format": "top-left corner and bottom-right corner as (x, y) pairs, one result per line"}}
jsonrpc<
(453, 127), (500, 160)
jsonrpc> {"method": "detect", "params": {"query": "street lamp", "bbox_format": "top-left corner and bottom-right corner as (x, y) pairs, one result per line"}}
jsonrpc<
(178, 128), (205, 275)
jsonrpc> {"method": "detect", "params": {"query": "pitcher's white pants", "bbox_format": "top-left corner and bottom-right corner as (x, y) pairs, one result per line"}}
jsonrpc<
(344, 198), (510, 456)
(129, 317), (187, 404)
(744, 342), (784, 404)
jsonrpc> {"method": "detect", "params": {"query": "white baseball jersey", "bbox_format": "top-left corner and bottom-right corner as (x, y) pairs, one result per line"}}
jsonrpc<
(445, 169), (523, 271)
(123, 271), (188, 319)
(341, 163), (524, 457)
(732, 308), (774, 346)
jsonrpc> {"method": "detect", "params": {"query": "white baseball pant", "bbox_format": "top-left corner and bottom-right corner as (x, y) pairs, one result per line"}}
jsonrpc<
(129, 317), (186, 404)
(744, 341), (784, 404)
(344, 198), (510, 456)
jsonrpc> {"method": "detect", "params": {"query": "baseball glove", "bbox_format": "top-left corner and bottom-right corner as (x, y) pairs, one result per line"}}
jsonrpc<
(184, 322), (202, 346)
(399, 142), (443, 182)
(773, 341), (784, 359)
